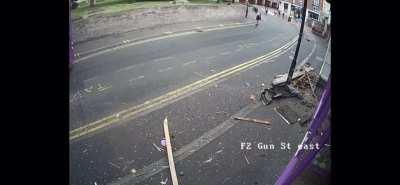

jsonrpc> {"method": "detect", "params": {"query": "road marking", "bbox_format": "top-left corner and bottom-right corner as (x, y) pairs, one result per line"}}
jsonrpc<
(69, 90), (84, 103)
(220, 51), (231, 56)
(299, 41), (317, 67)
(84, 76), (99, 84)
(316, 56), (324, 61)
(117, 65), (137, 72)
(128, 75), (145, 83)
(202, 23), (253, 32)
(219, 24), (224, 27)
(84, 86), (94, 93)
(193, 72), (206, 78)
(109, 103), (261, 185)
(74, 24), (254, 64)
(182, 60), (197, 67)
(164, 31), (173, 34)
(158, 67), (173, 73)
(267, 37), (278, 42)
(205, 56), (216, 60)
(153, 56), (174, 63)
(70, 83), (112, 103)
(69, 36), (298, 142)
(97, 84), (112, 92)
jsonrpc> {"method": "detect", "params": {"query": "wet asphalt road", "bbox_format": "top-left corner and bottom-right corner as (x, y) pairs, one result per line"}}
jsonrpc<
(70, 13), (329, 185)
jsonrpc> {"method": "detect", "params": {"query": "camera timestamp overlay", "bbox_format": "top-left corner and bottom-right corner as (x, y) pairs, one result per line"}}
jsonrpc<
(240, 141), (321, 151)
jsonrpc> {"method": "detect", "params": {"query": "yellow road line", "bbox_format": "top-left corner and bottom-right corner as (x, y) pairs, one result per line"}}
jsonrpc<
(69, 36), (298, 141)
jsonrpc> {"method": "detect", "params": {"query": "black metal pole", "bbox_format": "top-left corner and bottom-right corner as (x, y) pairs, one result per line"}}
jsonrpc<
(245, 2), (249, 18)
(286, 0), (307, 85)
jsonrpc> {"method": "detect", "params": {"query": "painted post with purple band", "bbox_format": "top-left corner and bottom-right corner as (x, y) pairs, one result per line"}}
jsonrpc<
(275, 76), (331, 185)
(69, 1), (74, 67)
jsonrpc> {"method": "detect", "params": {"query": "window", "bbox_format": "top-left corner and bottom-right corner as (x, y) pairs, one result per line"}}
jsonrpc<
(284, 3), (288, 10)
(312, 0), (320, 11)
(308, 11), (319, 20)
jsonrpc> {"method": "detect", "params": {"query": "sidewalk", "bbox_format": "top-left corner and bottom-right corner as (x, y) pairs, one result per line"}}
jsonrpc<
(72, 18), (256, 59)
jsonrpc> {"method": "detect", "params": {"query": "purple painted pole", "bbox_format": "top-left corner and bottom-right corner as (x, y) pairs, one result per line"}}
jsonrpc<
(274, 76), (331, 185)
(69, 1), (74, 67)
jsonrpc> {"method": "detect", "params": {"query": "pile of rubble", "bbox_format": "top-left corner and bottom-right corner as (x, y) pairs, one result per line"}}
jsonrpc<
(292, 66), (318, 95)
(260, 64), (318, 106)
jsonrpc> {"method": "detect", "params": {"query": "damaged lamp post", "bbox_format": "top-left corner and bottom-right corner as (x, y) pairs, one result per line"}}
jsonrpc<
(286, 0), (308, 85)
(259, 0), (308, 105)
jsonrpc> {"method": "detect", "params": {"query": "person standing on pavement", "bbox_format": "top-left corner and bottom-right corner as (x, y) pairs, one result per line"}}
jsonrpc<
(245, 2), (249, 18)
(256, 12), (261, 27)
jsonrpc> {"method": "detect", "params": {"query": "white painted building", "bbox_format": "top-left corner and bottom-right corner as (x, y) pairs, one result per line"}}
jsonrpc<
(278, 0), (323, 21)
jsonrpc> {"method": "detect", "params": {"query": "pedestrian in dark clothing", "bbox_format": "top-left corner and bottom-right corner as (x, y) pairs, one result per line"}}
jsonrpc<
(245, 3), (249, 18)
(256, 12), (261, 27)
(265, 7), (268, 15)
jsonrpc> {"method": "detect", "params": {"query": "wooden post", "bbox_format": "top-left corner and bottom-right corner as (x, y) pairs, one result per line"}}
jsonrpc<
(163, 117), (179, 185)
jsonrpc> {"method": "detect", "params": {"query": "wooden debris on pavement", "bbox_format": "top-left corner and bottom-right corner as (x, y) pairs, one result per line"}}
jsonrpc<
(272, 66), (314, 86)
(233, 116), (271, 125)
(163, 117), (179, 185)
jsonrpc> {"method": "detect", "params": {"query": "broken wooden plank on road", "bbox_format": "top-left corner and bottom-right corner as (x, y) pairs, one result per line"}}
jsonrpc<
(233, 116), (271, 125)
(163, 117), (179, 185)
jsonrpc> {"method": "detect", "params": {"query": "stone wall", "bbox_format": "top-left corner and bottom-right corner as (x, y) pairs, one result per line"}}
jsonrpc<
(72, 4), (246, 43)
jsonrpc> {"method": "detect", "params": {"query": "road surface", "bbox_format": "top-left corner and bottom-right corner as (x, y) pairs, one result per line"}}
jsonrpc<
(70, 13), (329, 185)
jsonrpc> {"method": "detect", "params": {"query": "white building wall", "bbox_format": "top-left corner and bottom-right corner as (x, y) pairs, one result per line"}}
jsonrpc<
(279, 0), (322, 20)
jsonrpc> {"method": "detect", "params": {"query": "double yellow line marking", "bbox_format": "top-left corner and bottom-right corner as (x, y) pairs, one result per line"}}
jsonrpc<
(70, 36), (298, 142)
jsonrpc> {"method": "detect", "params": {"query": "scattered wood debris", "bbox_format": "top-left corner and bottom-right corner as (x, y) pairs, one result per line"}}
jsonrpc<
(272, 66), (314, 86)
(233, 116), (271, 126)
(244, 154), (250, 165)
(108, 162), (121, 169)
(163, 117), (179, 185)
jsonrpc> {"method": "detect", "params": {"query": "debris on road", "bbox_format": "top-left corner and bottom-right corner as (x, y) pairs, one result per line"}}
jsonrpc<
(233, 116), (271, 126)
(109, 162), (121, 169)
(163, 117), (180, 185)
(272, 66), (314, 86)
(250, 94), (257, 103)
(292, 68), (318, 98)
(244, 154), (250, 165)
(160, 178), (169, 185)
(153, 143), (164, 152)
(203, 157), (213, 164)
(122, 165), (128, 171)
(161, 138), (166, 147)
